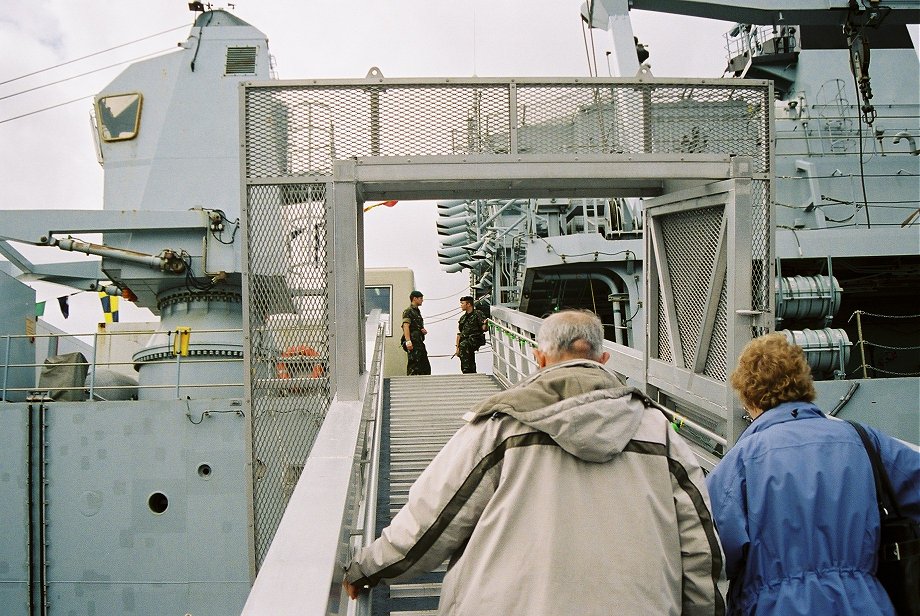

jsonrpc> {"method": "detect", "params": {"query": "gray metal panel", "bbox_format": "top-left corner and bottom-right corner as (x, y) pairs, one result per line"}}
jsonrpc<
(38, 399), (251, 616)
(340, 154), (735, 200)
(0, 406), (28, 614)
(817, 378), (920, 445)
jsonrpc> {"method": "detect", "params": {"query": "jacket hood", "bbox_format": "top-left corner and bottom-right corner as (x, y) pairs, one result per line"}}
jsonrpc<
(466, 360), (648, 462)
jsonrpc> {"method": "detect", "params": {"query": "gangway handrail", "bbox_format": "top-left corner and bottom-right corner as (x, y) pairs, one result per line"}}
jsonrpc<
(242, 313), (386, 616)
(489, 307), (727, 462)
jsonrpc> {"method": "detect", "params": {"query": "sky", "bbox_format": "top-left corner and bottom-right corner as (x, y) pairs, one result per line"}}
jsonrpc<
(0, 1), (757, 373)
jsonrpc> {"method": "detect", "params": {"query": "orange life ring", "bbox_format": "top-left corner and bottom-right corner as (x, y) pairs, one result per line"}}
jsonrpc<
(276, 345), (325, 383)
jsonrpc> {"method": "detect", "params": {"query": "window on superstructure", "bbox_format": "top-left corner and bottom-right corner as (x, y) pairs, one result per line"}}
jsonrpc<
(96, 93), (142, 142)
(365, 286), (393, 336)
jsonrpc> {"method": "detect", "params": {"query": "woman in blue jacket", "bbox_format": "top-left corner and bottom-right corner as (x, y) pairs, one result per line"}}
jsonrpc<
(706, 333), (920, 615)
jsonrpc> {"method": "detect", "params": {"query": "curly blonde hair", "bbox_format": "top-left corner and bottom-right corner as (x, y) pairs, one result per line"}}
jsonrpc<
(730, 332), (816, 412)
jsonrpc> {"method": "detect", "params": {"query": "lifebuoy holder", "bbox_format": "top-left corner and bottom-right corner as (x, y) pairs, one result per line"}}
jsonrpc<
(276, 345), (325, 390)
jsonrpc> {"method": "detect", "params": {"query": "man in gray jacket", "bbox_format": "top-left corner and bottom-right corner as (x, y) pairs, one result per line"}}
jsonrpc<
(344, 310), (724, 615)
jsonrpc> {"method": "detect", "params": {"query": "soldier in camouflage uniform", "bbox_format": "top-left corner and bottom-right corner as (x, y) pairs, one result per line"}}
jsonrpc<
(401, 290), (431, 375)
(455, 296), (487, 374)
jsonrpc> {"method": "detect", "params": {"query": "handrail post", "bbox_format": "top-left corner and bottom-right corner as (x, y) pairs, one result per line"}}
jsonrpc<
(2, 335), (10, 401)
(89, 330), (99, 400)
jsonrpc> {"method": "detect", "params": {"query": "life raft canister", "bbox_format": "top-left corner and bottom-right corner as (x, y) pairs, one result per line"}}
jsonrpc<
(276, 345), (325, 381)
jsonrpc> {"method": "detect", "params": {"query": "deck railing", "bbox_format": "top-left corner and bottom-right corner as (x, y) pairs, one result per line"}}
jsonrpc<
(0, 327), (246, 401)
(489, 306), (724, 470)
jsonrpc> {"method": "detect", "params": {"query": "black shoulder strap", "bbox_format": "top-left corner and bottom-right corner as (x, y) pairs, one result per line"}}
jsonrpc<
(846, 420), (901, 519)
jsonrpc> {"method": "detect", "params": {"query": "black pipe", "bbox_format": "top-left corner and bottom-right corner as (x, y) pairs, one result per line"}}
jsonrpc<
(38, 402), (46, 616)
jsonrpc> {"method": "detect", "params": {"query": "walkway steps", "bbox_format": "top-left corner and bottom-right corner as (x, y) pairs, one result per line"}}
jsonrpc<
(375, 374), (504, 616)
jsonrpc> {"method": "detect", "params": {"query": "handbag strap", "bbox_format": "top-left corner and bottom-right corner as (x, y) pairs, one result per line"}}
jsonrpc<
(846, 420), (901, 519)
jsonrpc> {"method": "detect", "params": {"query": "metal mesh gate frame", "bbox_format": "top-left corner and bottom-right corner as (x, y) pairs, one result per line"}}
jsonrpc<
(646, 169), (772, 445)
(241, 76), (772, 566)
(242, 78), (770, 179)
(243, 182), (331, 569)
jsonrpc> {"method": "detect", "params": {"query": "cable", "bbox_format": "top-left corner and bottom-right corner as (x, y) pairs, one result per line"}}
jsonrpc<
(190, 12), (215, 72)
(0, 95), (92, 124)
(0, 24), (188, 87)
(209, 210), (240, 245)
(419, 286), (471, 302)
(850, 61), (873, 228)
(580, 12), (595, 77)
(0, 47), (176, 102)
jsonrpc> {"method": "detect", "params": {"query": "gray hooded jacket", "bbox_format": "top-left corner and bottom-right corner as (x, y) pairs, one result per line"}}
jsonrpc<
(346, 360), (725, 615)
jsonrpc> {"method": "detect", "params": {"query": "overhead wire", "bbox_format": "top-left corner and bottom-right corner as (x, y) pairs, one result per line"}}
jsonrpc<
(0, 24), (188, 86)
(0, 23), (190, 125)
(0, 95), (93, 124)
(0, 47), (176, 102)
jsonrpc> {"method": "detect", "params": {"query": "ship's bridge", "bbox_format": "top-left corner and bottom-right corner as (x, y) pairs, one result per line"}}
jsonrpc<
(238, 76), (773, 613)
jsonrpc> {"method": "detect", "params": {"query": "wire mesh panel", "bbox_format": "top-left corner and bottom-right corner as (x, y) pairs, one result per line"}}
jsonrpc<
(659, 205), (725, 370)
(244, 78), (771, 177)
(245, 183), (330, 568)
(750, 179), (772, 329)
(245, 83), (513, 177)
(645, 171), (767, 445)
(514, 82), (770, 169)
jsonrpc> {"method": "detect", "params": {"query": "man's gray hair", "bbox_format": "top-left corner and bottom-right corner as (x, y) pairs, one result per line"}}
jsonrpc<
(536, 310), (604, 358)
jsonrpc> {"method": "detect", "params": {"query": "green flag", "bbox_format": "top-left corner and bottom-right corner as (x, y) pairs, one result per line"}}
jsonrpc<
(35, 301), (46, 317)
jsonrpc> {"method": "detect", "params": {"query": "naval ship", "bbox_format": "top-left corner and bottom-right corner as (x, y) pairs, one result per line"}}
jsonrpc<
(0, 1), (917, 615)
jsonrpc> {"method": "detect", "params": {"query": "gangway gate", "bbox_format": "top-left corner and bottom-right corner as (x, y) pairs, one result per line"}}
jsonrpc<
(240, 76), (772, 614)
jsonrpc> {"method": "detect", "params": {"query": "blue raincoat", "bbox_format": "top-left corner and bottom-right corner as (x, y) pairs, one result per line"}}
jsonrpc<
(706, 401), (920, 615)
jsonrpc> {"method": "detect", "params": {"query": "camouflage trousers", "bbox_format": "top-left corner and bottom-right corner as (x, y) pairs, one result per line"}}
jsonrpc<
(458, 338), (477, 374)
(406, 341), (431, 375)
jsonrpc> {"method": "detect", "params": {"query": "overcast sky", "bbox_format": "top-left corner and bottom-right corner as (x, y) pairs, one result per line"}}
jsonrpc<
(0, 1), (750, 371)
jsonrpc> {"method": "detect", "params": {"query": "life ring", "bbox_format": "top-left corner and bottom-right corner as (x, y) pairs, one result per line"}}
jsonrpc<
(276, 345), (325, 385)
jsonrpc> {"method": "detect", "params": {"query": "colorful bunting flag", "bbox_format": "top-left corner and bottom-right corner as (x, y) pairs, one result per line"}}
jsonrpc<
(363, 199), (398, 213)
(58, 296), (70, 318)
(99, 292), (119, 323)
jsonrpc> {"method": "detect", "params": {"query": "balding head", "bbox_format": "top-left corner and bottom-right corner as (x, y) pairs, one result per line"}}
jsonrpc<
(533, 310), (610, 368)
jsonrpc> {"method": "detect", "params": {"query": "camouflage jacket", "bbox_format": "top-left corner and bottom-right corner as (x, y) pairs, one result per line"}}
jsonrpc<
(402, 306), (425, 342)
(458, 309), (486, 343)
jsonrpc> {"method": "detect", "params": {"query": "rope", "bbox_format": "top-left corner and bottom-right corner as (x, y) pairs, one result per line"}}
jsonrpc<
(848, 365), (920, 377)
(848, 310), (920, 321)
(859, 341), (920, 351)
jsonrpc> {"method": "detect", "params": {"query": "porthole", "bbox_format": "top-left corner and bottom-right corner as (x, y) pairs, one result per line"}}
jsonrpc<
(198, 464), (212, 479)
(148, 492), (169, 514)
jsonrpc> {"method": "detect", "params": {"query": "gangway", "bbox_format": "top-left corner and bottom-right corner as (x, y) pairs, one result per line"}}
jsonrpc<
(378, 374), (504, 614)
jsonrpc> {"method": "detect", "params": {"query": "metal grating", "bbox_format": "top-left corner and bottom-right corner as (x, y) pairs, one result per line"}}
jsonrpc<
(245, 183), (331, 568)
(750, 179), (772, 332)
(515, 83), (769, 168)
(243, 79), (771, 178)
(659, 205), (725, 369)
(245, 84), (512, 177)
(704, 280), (729, 381)
(657, 279), (672, 362)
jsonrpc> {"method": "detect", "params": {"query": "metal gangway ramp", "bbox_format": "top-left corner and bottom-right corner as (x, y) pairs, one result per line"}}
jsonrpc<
(378, 374), (504, 615)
